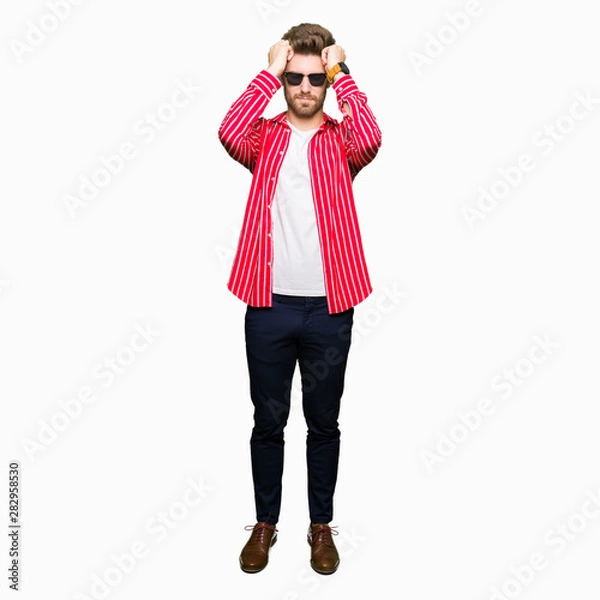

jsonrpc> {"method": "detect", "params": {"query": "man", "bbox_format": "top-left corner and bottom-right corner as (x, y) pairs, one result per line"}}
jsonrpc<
(218, 23), (381, 574)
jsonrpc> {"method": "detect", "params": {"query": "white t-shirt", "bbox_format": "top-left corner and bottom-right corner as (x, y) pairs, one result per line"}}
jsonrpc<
(272, 123), (326, 296)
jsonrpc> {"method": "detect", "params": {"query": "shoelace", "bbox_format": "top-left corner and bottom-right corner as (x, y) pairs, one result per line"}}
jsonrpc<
(244, 523), (278, 544)
(310, 525), (338, 547)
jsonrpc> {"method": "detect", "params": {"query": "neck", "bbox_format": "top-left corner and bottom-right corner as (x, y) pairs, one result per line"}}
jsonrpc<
(286, 110), (324, 131)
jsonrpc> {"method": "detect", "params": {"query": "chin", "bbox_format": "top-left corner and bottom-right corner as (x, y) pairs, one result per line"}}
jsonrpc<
(292, 102), (323, 119)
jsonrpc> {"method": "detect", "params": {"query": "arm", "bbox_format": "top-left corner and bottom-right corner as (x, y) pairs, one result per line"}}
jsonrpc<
(333, 76), (382, 176)
(322, 45), (382, 177)
(218, 41), (293, 172)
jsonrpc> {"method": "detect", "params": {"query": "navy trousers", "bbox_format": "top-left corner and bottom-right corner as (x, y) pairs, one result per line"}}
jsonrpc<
(244, 294), (354, 526)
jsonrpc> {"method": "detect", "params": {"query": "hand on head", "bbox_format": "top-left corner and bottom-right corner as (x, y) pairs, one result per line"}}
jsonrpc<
(267, 40), (347, 80)
(267, 40), (294, 78)
(321, 44), (346, 71)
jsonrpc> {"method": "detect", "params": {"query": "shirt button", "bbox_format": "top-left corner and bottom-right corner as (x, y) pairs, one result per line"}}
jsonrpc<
(267, 262), (271, 266)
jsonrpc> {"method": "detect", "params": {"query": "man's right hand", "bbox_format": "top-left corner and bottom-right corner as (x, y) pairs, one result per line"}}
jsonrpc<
(266, 40), (293, 79)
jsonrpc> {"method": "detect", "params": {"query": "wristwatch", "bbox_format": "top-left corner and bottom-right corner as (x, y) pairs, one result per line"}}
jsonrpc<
(326, 61), (350, 84)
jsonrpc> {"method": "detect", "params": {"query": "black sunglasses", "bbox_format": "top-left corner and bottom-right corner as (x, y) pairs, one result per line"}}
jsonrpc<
(283, 72), (327, 87)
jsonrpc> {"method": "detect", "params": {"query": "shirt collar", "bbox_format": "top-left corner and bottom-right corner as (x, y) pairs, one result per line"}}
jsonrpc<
(272, 111), (337, 130)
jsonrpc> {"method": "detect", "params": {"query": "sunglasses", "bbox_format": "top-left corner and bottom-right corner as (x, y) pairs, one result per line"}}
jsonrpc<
(283, 72), (327, 87)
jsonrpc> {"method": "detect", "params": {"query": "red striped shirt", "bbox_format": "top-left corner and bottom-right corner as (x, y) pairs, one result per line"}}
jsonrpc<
(218, 70), (382, 314)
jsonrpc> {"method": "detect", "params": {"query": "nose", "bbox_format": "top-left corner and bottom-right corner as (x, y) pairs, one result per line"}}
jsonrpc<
(300, 76), (312, 93)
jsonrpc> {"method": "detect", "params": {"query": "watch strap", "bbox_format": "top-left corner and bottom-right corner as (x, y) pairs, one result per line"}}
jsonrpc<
(326, 63), (342, 84)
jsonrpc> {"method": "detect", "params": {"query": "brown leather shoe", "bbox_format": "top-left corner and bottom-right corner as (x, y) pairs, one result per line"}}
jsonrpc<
(307, 523), (339, 574)
(239, 522), (278, 573)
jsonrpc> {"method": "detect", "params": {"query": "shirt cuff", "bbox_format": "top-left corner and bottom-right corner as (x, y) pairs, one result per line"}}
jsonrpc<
(332, 74), (358, 99)
(253, 70), (282, 98)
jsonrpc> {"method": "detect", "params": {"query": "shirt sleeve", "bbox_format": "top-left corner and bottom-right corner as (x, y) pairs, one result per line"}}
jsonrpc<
(217, 70), (282, 172)
(332, 75), (382, 177)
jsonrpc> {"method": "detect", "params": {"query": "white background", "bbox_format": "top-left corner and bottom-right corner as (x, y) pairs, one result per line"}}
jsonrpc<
(1, 0), (600, 598)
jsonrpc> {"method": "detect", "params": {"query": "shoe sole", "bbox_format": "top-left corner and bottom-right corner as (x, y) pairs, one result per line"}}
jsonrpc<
(239, 535), (277, 573)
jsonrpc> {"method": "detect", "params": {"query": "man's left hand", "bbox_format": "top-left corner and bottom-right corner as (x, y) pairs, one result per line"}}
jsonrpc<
(322, 44), (346, 71)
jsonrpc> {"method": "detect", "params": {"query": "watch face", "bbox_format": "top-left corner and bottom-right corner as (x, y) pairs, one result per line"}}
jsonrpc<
(339, 62), (350, 74)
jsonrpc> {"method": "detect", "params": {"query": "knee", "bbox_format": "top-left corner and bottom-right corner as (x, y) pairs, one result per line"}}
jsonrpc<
(306, 420), (340, 440)
(251, 411), (289, 442)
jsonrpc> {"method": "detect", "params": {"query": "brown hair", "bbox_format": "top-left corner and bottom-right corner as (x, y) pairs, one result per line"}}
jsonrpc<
(281, 23), (335, 55)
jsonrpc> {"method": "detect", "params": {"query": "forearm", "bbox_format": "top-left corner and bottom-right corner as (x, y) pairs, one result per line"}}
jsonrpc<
(333, 76), (382, 174)
(218, 70), (282, 170)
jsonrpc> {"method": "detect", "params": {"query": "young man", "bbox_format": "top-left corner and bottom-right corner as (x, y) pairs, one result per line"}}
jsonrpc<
(218, 23), (381, 574)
